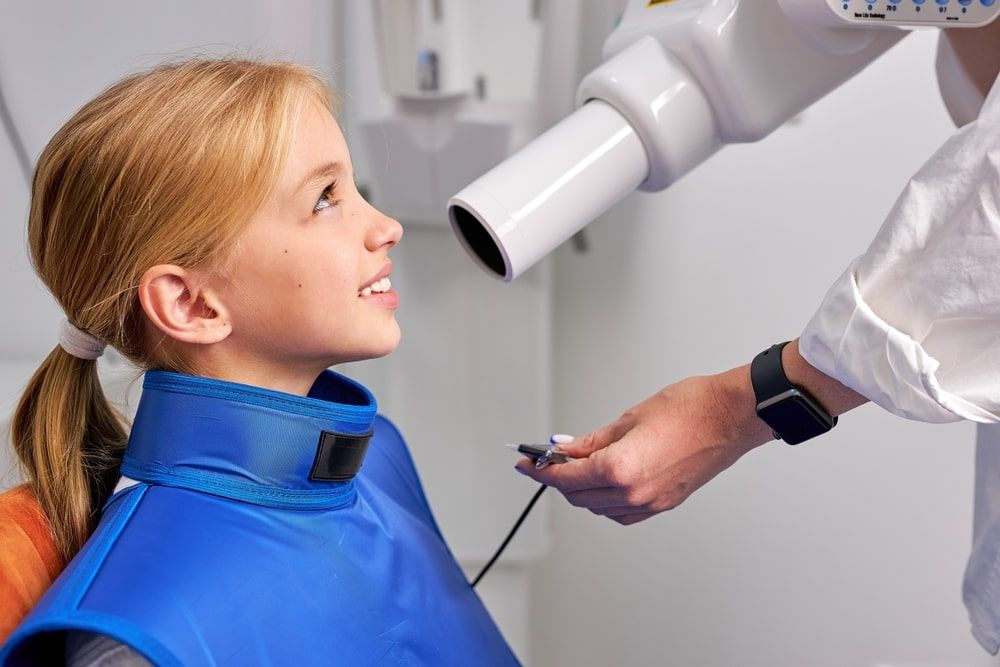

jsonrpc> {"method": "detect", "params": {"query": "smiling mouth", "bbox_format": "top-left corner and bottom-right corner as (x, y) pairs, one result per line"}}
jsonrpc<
(359, 276), (392, 297)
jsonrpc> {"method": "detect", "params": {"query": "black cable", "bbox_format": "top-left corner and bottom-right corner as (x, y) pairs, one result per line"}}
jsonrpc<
(0, 68), (32, 188)
(471, 483), (547, 588)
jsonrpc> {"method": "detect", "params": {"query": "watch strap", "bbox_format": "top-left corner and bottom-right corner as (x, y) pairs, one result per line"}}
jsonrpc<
(750, 341), (793, 405)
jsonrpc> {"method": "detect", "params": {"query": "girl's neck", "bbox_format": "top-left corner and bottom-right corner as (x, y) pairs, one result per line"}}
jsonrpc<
(189, 357), (328, 397)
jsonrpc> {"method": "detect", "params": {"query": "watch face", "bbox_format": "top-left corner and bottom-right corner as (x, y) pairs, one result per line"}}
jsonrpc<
(757, 392), (835, 445)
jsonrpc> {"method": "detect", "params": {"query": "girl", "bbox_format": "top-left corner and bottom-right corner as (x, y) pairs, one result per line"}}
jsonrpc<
(0, 58), (518, 666)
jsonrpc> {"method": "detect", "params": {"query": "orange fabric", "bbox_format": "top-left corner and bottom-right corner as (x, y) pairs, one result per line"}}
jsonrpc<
(0, 484), (65, 644)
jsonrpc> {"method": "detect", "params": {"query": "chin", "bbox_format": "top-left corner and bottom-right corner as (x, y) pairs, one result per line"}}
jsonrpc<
(338, 328), (401, 364)
(369, 331), (402, 359)
(379, 322), (402, 354)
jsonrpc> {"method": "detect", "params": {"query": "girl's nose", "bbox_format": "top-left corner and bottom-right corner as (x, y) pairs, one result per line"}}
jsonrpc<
(367, 207), (403, 251)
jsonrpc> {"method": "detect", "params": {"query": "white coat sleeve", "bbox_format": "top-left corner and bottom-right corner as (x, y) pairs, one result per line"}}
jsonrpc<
(799, 76), (1000, 424)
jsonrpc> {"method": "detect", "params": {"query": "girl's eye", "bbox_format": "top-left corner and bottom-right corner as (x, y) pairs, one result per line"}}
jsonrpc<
(314, 183), (339, 213)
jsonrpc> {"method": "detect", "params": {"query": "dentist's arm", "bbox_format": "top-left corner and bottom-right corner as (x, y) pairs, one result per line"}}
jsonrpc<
(516, 339), (867, 525)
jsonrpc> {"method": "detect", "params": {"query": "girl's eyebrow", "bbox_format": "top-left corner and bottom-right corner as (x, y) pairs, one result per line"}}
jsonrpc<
(296, 161), (343, 195)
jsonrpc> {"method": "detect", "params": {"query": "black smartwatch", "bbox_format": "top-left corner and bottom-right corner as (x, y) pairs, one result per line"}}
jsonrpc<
(750, 342), (837, 445)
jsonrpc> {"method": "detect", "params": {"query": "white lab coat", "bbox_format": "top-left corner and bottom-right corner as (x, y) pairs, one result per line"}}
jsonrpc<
(799, 54), (1000, 653)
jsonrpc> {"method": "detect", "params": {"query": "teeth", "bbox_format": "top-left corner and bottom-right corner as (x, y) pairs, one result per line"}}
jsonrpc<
(359, 276), (391, 296)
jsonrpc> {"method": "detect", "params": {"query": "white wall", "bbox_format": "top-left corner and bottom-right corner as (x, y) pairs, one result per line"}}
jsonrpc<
(532, 29), (993, 667)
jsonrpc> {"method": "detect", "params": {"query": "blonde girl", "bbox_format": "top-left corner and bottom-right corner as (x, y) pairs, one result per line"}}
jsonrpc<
(0, 58), (517, 666)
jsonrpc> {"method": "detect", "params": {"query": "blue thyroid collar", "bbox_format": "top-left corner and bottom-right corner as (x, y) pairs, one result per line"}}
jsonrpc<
(118, 370), (378, 510)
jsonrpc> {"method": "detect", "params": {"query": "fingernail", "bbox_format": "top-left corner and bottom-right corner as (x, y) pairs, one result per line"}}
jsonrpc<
(550, 433), (575, 445)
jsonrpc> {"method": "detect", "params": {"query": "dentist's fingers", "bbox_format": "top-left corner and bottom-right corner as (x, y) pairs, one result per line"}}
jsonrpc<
(558, 417), (634, 459)
(564, 489), (671, 517)
(549, 482), (662, 525)
(521, 471), (660, 524)
(515, 446), (617, 493)
(562, 486), (629, 510)
(608, 512), (658, 526)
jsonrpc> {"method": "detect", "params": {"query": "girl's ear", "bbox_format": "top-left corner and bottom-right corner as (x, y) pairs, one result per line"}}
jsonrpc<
(138, 265), (232, 345)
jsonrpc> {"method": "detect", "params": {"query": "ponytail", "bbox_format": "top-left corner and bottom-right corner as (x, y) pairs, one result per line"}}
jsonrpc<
(11, 346), (128, 562)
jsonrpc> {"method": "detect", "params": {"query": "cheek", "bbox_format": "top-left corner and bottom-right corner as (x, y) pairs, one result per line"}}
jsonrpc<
(289, 245), (359, 306)
(269, 237), (343, 281)
(231, 223), (361, 324)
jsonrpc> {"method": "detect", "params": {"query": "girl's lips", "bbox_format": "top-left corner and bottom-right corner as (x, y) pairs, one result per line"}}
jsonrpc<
(360, 289), (399, 309)
(360, 261), (393, 291)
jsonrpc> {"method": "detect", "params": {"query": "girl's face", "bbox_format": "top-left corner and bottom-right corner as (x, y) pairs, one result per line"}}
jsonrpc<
(210, 99), (403, 386)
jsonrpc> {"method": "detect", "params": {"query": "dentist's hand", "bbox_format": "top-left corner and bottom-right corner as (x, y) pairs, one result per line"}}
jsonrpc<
(516, 372), (768, 525)
(516, 340), (866, 525)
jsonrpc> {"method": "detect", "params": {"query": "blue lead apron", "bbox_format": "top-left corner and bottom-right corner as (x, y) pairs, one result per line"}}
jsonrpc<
(1, 370), (518, 666)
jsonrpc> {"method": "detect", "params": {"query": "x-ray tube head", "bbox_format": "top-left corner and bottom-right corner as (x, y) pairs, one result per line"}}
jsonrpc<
(448, 100), (648, 281)
(448, 35), (720, 282)
(446, 0), (947, 282)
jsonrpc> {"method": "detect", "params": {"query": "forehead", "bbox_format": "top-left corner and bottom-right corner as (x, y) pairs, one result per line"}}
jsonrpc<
(282, 100), (350, 188)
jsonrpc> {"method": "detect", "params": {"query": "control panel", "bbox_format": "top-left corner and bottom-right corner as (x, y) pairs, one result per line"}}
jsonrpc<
(829, 0), (1000, 26)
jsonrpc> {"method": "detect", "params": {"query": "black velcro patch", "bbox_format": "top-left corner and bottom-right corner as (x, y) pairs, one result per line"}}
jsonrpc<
(309, 430), (373, 481)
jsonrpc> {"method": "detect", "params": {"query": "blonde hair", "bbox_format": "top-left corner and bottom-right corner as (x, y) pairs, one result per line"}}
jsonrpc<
(10, 57), (334, 561)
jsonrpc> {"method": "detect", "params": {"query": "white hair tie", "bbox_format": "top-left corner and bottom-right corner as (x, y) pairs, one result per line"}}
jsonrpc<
(58, 318), (107, 360)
